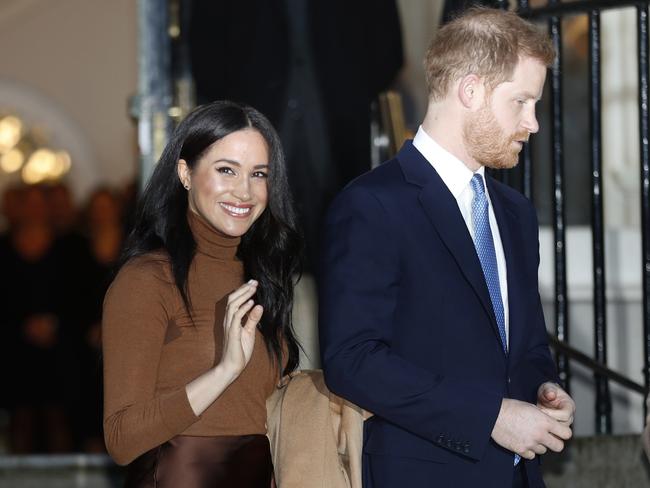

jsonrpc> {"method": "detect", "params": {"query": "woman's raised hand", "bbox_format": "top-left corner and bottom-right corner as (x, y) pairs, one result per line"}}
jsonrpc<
(184, 280), (264, 416)
(220, 280), (264, 377)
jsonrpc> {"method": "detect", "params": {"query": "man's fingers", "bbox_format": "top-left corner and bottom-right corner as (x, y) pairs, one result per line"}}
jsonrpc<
(520, 450), (536, 460)
(538, 406), (572, 423)
(492, 398), (572, 459)
(548, 420), (572, 441)
(541, 433), (565, 453)
(541, 387), (557, 402)
(532, 443), (547, 455)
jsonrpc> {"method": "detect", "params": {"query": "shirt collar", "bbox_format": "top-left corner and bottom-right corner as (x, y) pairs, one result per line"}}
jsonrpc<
(412, 125), (485, 198)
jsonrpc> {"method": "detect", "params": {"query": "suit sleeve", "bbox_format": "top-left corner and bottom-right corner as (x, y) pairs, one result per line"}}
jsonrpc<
(319, 186), (503, 461)
(102, 259), (198, 465)
(510, 205), (559, 403)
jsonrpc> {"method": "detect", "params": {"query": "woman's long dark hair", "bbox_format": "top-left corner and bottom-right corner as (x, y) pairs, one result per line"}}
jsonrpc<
(120, 101), (302, 376)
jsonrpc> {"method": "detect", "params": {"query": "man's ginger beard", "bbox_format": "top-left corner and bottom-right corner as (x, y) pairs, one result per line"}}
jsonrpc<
(463, 102), (529, 170)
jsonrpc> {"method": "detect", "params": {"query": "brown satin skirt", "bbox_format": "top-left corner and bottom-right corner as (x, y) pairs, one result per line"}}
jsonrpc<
(124, 434), (274, 488)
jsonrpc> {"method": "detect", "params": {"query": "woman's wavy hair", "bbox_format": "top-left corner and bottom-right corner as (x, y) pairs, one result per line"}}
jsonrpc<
(120, 100), (302, 376)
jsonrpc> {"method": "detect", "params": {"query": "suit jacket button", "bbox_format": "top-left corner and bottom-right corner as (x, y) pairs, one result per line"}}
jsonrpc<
(445, 439), (453, 449)
(437, 434), (445, 444)
(455, 441), (463, 451)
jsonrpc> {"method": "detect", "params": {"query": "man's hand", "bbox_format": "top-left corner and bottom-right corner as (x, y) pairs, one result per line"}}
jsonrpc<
(491, 398), (572, 460)
(536, 382), (575, 426)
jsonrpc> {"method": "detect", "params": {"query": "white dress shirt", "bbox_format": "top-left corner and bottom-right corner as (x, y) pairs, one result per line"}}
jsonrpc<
(412, 126), (510, 347)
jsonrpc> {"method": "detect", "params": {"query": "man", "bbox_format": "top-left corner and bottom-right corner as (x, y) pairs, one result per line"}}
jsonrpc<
(319, 8), (575, 488)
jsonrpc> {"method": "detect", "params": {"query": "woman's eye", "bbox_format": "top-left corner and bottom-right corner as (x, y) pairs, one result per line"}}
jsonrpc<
(217, 167), (235, 175)
(252, 171), (268, 178)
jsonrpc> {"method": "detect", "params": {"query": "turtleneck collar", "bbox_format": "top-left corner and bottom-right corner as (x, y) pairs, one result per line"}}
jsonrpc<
(188, 210), (241, 260)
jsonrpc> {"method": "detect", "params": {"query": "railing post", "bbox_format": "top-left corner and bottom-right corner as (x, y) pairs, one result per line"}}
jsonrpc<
(517, 0), (534, 201)
(134, 0), (173, 191)
(545, 0), (571, 395)
(588, 8), (612, 435)
(638, 3), (650, 423)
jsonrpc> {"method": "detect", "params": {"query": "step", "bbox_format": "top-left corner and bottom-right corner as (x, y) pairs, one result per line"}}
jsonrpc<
(542, 434), (650, 488)
(0, 454), (123, 488)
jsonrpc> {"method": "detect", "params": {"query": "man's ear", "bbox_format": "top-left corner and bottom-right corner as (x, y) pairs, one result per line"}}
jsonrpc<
(177, 159), (191, 190)
(458, 74), (483, 109)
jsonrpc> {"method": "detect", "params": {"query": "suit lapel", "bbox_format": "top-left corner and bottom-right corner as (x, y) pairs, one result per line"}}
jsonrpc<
(486, 177), (525, 361)
(397, 143), (501, 341)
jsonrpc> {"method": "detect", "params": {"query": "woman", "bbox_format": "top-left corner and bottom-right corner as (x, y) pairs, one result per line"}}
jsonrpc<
(102, 101), (302, 487)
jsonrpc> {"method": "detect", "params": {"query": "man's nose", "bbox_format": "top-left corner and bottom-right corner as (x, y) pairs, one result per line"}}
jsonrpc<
(522, 108), (539, 134)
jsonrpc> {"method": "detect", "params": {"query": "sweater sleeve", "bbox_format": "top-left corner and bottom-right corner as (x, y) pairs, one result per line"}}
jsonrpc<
(102, 257), (199, 465)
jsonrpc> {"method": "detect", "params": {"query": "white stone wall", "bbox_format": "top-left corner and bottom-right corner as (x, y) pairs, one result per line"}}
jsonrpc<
(0, 0), (137, 203)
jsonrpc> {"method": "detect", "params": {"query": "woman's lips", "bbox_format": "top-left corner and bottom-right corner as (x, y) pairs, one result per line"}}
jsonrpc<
(219, 202), (253, 217)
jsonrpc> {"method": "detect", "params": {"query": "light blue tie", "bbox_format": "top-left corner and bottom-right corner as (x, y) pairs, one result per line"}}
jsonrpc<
(470, 174), (507, 351)
(470, 174), (520, 466)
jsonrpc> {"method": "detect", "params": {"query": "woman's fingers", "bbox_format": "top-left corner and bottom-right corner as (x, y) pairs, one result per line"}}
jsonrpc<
(228, 299), (255, 339)
(227, 280), (258, 304)
(243, 305), (264, 332)
(225, 281), (258, 328)
(221, 281), (263, 372)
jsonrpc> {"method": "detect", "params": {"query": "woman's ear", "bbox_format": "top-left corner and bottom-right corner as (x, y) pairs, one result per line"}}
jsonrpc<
(177, 159), (191, 190)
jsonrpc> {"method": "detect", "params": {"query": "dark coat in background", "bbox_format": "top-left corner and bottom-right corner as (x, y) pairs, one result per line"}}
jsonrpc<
(189, 0), (403, 271)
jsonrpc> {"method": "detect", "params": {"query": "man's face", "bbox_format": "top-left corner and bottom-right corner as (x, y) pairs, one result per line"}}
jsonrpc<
(463, 56), (547, 169)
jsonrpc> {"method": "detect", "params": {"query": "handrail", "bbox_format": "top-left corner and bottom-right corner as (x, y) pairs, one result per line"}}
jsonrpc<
(547, 333), (648, 396)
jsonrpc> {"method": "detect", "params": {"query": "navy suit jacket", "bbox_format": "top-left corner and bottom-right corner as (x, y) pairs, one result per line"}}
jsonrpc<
(319, 141), (558, 488)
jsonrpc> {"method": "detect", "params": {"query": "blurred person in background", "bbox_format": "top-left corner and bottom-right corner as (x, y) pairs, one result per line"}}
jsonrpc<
(0, 185), (24, 234)
(0, 184), (75, 453)
(47, 183), (79, 239)
(0, 185), (26, 427)
(72, 187), (125, 453)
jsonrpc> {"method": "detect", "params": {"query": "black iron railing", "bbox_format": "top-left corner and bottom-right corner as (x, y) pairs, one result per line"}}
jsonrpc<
(548, 333), (647, 396)
(638, 1), (650, 433)
(507, 0), (650, 434)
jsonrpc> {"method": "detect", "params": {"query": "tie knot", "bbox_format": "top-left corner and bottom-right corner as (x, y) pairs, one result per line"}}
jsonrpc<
(471, 173), (485, 198)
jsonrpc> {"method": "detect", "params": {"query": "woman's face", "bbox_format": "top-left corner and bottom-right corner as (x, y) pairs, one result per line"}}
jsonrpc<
(178, 129), (270, 237)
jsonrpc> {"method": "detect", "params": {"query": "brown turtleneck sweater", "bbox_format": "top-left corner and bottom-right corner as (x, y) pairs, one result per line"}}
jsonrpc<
(102, 211), (277, 465)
